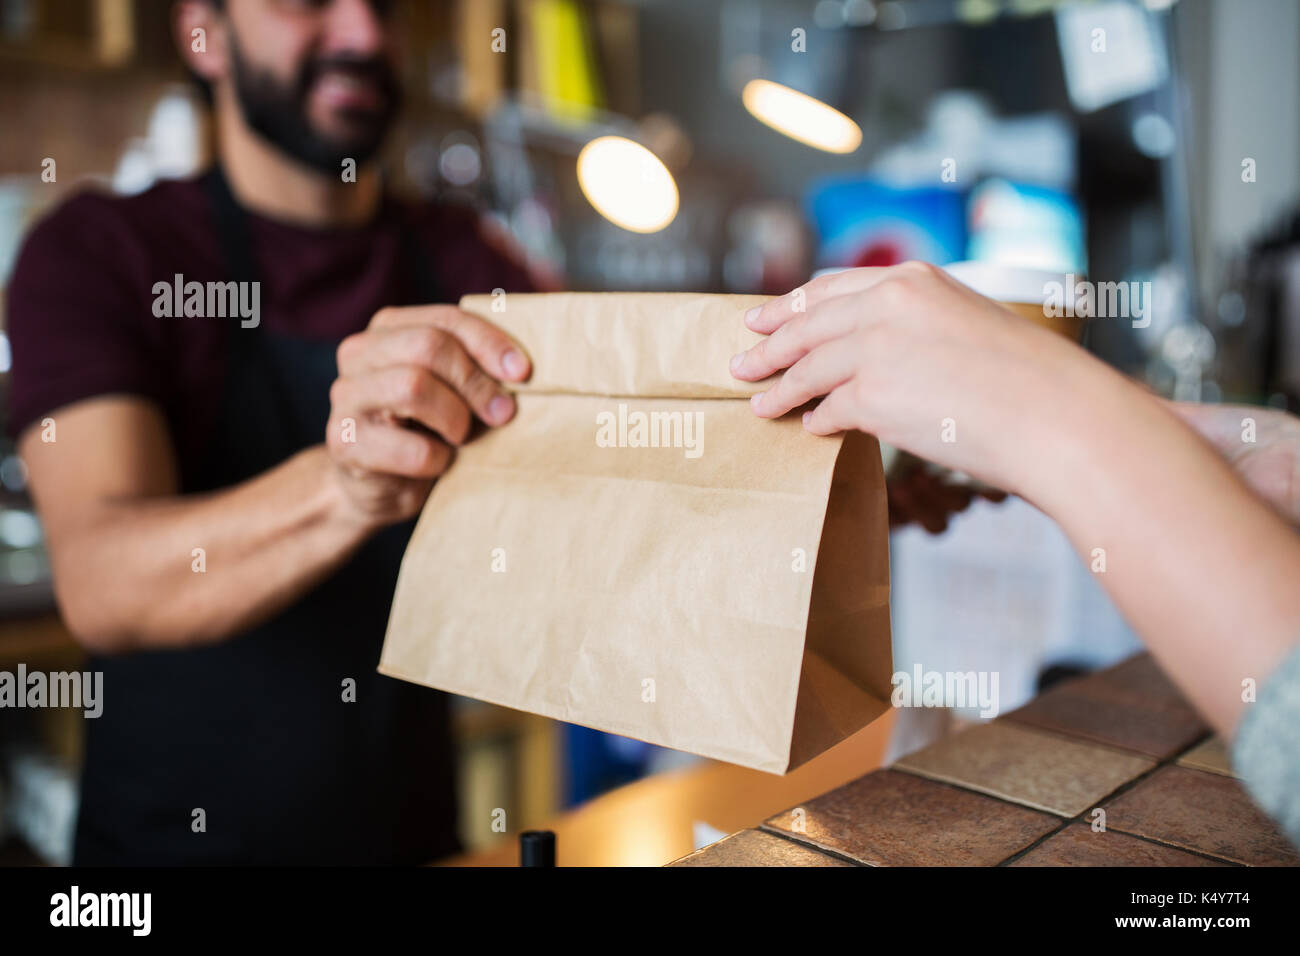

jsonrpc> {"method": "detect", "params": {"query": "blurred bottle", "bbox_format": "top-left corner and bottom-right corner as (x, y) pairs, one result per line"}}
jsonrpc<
(520, 829), (556, 867)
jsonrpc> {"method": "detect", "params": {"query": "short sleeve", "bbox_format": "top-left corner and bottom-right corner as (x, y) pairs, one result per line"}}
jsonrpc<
(5, 192), (163, 440)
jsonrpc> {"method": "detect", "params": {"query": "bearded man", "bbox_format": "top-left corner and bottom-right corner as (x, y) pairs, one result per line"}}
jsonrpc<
(5, 0), (534, 864)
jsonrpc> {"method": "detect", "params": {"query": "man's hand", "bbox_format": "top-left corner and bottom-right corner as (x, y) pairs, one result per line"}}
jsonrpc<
(887, 459), (1008, 534)
(326, 305), (530, 527)
(18, 305), (530, 652)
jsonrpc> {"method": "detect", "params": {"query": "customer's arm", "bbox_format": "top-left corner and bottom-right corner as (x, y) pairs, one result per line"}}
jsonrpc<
(21, 306), (529, 654)
(731, 262), (1300, 742)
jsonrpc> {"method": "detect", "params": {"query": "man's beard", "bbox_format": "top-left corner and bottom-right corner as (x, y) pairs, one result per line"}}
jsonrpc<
(228, 36), (401, 174)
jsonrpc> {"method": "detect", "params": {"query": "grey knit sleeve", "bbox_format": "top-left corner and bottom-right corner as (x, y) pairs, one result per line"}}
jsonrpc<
(1231, 643), (1300, 847)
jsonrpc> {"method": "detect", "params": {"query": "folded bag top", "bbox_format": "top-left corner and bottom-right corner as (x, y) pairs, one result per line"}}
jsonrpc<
(461, 291), (770, 398)
(379, 292), (892, 774)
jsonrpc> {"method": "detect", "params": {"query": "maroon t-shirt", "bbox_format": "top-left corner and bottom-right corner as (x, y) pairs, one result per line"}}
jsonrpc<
(5, 174), (534, 473)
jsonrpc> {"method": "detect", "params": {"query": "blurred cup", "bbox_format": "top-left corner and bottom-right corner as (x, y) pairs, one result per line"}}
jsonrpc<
(942, 261), (1089, 341)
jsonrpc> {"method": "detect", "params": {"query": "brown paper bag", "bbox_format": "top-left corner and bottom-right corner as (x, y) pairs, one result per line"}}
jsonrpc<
(379, 292), (892, 773)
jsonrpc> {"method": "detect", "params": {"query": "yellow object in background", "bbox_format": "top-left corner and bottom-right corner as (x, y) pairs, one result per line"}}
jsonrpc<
(528, 0), (604, 122)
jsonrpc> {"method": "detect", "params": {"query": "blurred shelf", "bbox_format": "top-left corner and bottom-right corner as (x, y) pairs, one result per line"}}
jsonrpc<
(452, 702), (562, 851)
(0, 610), (80, 669)
(0, 0), (135, 71)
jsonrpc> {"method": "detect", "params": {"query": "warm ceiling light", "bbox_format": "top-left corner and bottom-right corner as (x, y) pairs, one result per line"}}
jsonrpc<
(741, 78), (862, 154)
(576, 136), (679, 234)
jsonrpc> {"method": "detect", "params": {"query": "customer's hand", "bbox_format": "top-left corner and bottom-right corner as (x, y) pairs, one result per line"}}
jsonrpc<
(731, 265), (1300, 757)
(1166, 401), (1300, 528)
(326, 305), (530, 527)
(729, 262), (1117, 499)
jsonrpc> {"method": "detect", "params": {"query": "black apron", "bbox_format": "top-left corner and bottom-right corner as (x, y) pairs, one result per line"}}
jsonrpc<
(73, 168), (459, 865)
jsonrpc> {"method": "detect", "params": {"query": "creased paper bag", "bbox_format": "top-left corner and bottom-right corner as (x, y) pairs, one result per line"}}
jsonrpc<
(379, 293), (892, 774)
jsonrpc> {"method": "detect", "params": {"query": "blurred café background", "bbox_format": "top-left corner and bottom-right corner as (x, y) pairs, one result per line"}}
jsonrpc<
(1, 0), (1298, 865)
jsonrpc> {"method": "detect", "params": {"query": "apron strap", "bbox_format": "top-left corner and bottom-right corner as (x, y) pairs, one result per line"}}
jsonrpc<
(203, 164), (448, 310)
(202, 166), (260, 289)
(395, 207), (448, 307)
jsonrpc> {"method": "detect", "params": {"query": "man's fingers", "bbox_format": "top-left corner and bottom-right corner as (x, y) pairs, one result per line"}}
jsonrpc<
(338, 326), (515, 425)
(370, 305), (530, 382)
(743, 267), (895, 335)
(732, 298), (859, 382)
(750, 338), (857, 419)
(428, 308), (531, 383)
(914, 469), (977, 517)
(331, 367), (474, 446)
(330, 417), (453, 480)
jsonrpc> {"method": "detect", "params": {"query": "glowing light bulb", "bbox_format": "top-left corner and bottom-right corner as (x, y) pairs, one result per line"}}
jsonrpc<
(576, 136), (679, 234)
(741, 79), (862, 154)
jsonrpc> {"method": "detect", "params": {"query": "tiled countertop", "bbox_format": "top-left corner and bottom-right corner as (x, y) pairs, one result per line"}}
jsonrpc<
(670, 653), (1300, 867)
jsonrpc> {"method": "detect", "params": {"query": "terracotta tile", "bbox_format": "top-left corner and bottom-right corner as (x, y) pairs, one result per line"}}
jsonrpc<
(1010, 822), (1230, 866)
(668, 828), (853, 867)
(763, 769), (1059, 866)
(1089, 652), (1191, 705)
(1006, 653), (1208, 758)
(894, 721), (1154, 817)
(1178, 736), (1234, 777)
(1104, 765), (1300, 866)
